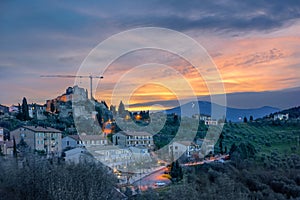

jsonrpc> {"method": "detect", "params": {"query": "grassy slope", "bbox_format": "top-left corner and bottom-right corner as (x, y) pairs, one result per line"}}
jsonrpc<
(220, 122), (300, 159)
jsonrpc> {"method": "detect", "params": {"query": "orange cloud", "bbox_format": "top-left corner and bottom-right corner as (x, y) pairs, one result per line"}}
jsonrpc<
(92, 33), (300, 109)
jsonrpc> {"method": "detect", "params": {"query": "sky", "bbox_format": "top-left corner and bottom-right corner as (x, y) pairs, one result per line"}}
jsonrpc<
(1, 0), (300, 110)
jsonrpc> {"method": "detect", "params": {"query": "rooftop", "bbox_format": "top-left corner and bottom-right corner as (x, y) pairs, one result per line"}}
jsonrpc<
(117, 131), (152, 137)
(22, 126), (61, 133)
(173, 141), (196, 146)
(67, 134), (106, 141)
(88, 145), (128, 152)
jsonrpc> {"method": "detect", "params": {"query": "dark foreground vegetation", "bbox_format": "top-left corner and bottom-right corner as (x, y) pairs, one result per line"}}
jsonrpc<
(135, 150), (300, 200)
(134, 119), (300, 200)
(2, 133), (300, 200)
(0, 106), (299, 199)
(0, 155), (119, 200)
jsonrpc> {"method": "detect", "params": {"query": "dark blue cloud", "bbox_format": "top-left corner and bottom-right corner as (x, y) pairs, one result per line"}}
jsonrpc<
(113, 0), (300, 32)
(1, 0), (300, 105)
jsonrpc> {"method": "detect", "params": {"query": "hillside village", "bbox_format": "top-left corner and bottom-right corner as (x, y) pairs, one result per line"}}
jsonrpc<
(0, 86), (181, 183)
(0, 86), (299, 161)
(1, 86), (300, 198)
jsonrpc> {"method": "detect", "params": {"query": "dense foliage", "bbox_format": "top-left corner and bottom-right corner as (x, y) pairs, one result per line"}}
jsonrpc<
(0, 155), (118, 200)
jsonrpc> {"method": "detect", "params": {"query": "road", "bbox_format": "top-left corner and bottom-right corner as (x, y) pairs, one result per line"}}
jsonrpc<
(131, 154), (229, 191)
(182, 154), (229, 167)
(133, 167), (171, 191)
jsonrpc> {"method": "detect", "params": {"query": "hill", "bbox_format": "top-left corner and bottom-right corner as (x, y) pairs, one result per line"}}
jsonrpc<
(166, 101), (279, 122)
(198, 86), (300, 110)
(270, 106), (300, 119)
(128, 87), (300, 111)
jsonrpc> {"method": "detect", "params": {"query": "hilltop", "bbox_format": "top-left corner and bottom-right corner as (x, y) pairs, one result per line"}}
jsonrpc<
(166, 101), (279, 122)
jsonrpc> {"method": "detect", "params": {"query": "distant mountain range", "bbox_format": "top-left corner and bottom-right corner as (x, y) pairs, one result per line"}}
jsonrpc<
(129, 87), (300, 111)
(165, 101), (280, 122)
(129, 87), (300, 121)
(197, 87), (300, 110)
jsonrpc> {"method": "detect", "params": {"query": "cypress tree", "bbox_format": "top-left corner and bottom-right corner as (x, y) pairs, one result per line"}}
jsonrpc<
(13, 136), (17, 157)
(22, 97), (30, 120)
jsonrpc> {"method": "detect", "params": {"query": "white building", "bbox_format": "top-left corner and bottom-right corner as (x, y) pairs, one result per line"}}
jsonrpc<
(192, 114), (210, 121)
(0, 140), (14, 156)
(169, 141), (200, 159)
(169, 140), (214, 160)
(0, 127), (13, 155)
(274, 113), (289, 120)
(0, 127), (5, 142)
(9, 105), (19, 113)
(205, 118), (218, 125)
(112, 131), (153, 148)
(62, 147), (87, 164)
(89, 145), (133, 170)
(129, 146), (151, 160)
(62, 134), (108, 150)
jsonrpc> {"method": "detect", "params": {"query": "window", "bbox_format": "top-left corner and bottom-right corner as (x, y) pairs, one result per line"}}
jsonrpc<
(175, 146), (178, 150)
(67, 141), (70, 146)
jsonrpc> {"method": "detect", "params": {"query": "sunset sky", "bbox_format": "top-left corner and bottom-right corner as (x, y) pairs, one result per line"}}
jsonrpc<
(1, 1), (300, 110)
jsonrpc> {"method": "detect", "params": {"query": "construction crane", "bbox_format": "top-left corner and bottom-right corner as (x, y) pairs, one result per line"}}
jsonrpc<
(40, 75), (104, 99)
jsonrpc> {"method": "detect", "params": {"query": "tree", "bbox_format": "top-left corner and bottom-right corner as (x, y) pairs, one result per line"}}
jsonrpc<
(17, 138), (29, 154)
(13, 136), (17, 157)
(22, 97), (30, 120)
(0, 156), (118, 199)
(50, 101), (55, 113)
(219, 132), (224, 154)
(0, 146), (3, 156)
(249, 115), (254, 122)
(243, 116), (248, 123)
(229, 142), (257, 161)
(229, 143), (237, 156)
(170, 160), (183, 182)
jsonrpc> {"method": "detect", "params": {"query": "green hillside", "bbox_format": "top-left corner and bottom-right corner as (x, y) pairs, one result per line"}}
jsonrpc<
(216, 122), (300, 162)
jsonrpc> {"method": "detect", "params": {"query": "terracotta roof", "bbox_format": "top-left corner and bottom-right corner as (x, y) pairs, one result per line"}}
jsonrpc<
(22, 126), (61, 133)
(117, 131), (152, 137)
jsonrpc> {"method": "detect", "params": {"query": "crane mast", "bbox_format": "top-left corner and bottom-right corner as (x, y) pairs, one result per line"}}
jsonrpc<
(40, 74), (104, 100)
